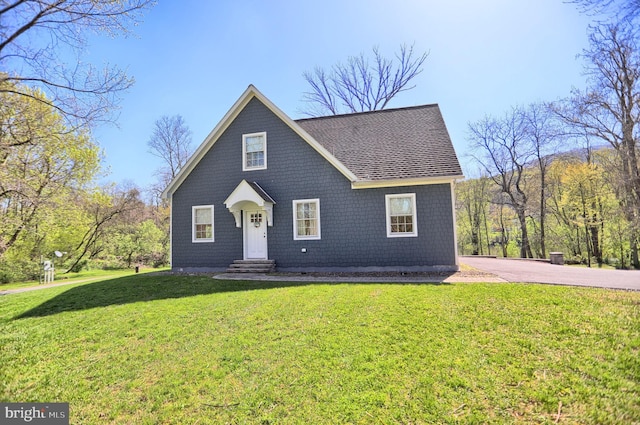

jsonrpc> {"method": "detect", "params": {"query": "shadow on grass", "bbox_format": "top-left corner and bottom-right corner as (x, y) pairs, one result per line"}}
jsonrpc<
(14, 273), (451, 319)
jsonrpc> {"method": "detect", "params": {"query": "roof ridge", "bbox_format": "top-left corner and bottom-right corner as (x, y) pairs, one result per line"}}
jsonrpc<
(295, 103), (440, 122)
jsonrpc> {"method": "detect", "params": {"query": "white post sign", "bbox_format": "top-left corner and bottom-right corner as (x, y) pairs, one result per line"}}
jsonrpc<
(43, 260), (54, 284)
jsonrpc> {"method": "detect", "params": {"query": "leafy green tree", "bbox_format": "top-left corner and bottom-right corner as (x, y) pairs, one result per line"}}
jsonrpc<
(538, 149), (628, 267)
(0, 86), (100, 260)
(456, 177), (493, 255)
(65, 185), (143, 272)
(110, 220), (164, 268)
(560, 161), (605, 266)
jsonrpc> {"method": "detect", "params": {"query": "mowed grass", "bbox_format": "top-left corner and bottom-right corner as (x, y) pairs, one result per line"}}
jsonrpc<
(0, 275), (638, 424)
(0, 268), (165, 291)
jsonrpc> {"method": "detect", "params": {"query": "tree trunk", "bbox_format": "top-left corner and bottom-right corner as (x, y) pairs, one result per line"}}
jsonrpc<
(539, 170), (547, 259)
(590, 208), (602, 266)
(498, 204), (508, 257)
(631, 231), (640, 269)
(483, 208), (492, 256)
(580, 188), (592, 267)
(516, 209), (533, 258)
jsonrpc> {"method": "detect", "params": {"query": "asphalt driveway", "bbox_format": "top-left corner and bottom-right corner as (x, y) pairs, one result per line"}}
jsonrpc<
(461, 256), (640, 290)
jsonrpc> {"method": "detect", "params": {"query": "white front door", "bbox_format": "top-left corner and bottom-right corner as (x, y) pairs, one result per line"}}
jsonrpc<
(245, 211), (268, 259)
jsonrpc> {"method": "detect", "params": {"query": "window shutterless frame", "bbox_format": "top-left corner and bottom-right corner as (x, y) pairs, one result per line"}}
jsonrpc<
(292, 199), (321, 240)
(385, 193), (417, 237)
(192, 205), (214, 242)
(242, 132), (267, 171)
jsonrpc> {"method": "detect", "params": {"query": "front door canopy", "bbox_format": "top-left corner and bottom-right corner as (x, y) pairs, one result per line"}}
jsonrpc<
(224, 180), (275, 227)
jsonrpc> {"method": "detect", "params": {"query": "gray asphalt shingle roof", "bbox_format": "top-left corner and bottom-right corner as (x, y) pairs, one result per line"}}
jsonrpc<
(296, 104), (462, 182)
(247, 181), (276, 204)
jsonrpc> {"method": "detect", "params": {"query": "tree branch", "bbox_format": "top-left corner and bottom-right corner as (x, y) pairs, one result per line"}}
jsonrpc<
(300, 43), (429, 116)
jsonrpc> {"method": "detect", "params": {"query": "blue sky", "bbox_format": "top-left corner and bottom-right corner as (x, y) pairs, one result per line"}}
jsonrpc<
(87, 0), (593, 189)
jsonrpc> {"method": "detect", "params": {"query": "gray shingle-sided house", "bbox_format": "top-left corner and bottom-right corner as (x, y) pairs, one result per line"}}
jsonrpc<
(162, 85), (464, 273)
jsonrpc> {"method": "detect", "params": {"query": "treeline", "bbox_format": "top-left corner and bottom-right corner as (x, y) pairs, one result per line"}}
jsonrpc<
(0, 83), (170, 283)
(457, 146), (634, 268)
(457, 18), (640, 269)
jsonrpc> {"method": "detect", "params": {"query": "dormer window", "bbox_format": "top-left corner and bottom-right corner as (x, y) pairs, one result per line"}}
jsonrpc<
(242, 132), (267, 171)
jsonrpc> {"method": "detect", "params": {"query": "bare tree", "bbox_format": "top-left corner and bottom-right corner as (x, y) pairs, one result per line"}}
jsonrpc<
(147, 114), (193, 198)
(522, 102), (562, 258)
(553, 22), (640, 268)
(0, 0), (154, 128)
(301, 44), (429, 116)
(148, 115), (193, 181)
(468, 108), (535, 259)
(570, 0), (640, 22)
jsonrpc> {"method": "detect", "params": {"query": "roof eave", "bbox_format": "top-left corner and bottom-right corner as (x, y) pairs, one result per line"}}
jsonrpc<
(351, 174), (465, 189)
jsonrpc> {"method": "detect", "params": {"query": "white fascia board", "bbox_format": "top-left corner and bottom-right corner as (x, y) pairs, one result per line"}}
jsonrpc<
(351, 174), (465, 189)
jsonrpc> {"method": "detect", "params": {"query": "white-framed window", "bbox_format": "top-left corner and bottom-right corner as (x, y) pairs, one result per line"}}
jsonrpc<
(293, 199), (321, 240)
(242, 132), (267, 171)
(192, 205), (214, 242)
(385, 193), (417, 237)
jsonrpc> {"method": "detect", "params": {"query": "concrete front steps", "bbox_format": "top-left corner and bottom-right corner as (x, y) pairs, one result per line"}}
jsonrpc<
(226, 259), (276, 273)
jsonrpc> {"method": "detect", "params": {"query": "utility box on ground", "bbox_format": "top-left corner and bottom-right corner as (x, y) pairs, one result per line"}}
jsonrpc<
(550, 252), (564, 265)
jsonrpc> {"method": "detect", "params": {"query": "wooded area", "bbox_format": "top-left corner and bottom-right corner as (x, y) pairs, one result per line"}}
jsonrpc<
(0, 86), (170, 283)
(1, 0), (161, 283)
(458, 20), (640, 269)
(457, 146), (635, 267)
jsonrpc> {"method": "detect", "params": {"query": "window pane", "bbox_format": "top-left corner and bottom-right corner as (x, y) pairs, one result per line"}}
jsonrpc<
(246, 151), (264, 168)
(196, 224), (212, 239)
(297, 202), (316, 219)
(245, 135), (263, 152)
(195, 208), (211, 224)
(389, 197), (412, 215)
(296, 218), (317, 236)
(297, 216), (315, 235)
(307, 203), (317, 219)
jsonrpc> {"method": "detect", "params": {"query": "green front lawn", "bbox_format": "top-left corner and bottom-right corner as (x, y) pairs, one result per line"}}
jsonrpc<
(1, 275), (638, 424)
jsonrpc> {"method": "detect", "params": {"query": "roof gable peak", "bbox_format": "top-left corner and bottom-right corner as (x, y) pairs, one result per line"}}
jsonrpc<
(162, 85), (357, 198)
